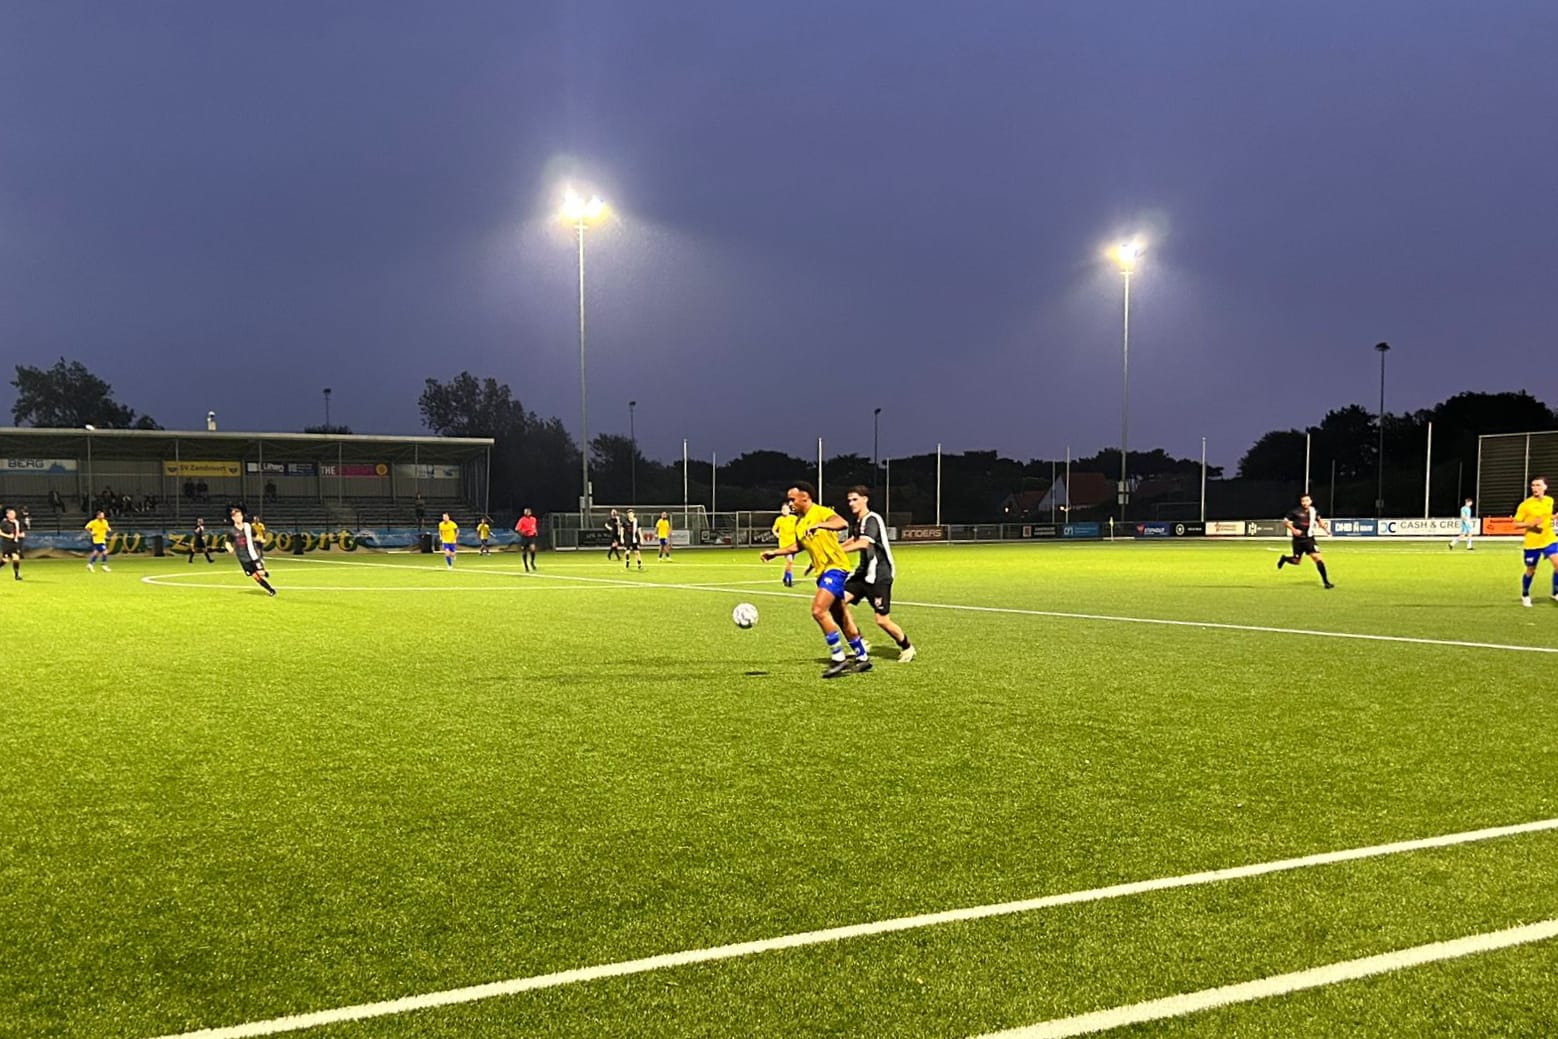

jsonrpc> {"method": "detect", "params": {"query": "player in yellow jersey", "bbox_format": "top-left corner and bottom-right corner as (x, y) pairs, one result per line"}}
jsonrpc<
(251, 516), (267, 545)
(84, 510), (112, 572)
(438, 513), (459, 569)
(760, 481), (870, 678)
(771, 502), (798, 587)
(655, 513), (672, 559)
(477, 516), (492, 556)
(1513, 475), (1557, 607)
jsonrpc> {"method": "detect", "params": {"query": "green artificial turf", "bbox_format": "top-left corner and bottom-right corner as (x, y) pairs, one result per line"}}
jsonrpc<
(2, 540), (1555, 1038)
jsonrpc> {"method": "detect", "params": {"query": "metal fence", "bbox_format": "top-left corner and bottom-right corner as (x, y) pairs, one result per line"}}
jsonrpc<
(1477, 431), (1558, 515)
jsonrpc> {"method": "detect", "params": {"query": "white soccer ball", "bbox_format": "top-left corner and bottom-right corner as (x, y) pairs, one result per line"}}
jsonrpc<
(732, 602), (759, 629)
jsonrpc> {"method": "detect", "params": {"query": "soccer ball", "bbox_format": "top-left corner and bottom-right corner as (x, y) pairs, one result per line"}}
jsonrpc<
(732, 602), (759, 629)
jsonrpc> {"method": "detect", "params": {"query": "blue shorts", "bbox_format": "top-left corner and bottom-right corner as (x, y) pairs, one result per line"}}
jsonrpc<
(442, 542), (457, 553)
(817, 569), (848, 599)
(92, 543), (106, 553)
(1523, 544), (1558, 567)
(659, 538), (668, 547)
(1460, 523), (1473, 535)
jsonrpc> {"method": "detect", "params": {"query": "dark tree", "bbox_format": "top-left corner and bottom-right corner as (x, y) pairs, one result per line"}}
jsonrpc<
(11, 358), (158, 429)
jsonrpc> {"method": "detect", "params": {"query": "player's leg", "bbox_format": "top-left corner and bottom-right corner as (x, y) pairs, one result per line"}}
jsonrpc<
(1310, 550), (1333, 588)
(251, 563), (277, 596)
(1520, 551), (1537, 605)
(1547, 547), (1558, 600)
(830, 577), (870, 668)
(809, 582), (854, 676)
(869, 581), (913, 658)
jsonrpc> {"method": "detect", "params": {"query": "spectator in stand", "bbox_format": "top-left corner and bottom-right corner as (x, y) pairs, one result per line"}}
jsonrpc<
(49, 489), (65, 514)
(183, 479), (196, 501)
(264, 480), (278, 503)
(196, 479), (209, 502)
(414, 492), (426, 528)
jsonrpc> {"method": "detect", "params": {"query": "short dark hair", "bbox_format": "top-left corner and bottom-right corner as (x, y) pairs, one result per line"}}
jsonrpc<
(790, 480), (816, 498)
(847, 485), (870, 499)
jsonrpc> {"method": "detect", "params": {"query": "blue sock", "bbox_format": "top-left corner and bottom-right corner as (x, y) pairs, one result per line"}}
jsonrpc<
(1552, 572), (1557, 595)
(849, 636), (868, 658)
(825, 630), (844, 660)
(1522, 573), (1533, 596)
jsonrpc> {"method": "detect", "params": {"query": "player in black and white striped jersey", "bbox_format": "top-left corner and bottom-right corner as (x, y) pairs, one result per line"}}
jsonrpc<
(226, 506), (278, 597)
(840, 485), (915, 662)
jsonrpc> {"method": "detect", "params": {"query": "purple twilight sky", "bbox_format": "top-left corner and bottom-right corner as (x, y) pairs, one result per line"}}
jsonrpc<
(2, 1), (1554, 468)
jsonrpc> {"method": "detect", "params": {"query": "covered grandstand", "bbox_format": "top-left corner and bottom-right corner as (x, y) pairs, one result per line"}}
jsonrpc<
(0, 427), (494, 539)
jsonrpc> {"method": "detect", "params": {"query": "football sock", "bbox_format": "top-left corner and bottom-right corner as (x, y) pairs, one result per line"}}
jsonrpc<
(255, 576), (275, 593)
(896, 635), (911, 650)
(1316, 561), (1329, 584)
(1522, 573), (1533, 596)
(848, 636), (868, 659)
(825, 630), (845, 662)
(1552, 571), (1557, 595)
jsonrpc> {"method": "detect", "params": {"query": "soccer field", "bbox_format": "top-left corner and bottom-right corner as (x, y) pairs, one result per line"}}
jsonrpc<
(5, 541), (1556, 1038)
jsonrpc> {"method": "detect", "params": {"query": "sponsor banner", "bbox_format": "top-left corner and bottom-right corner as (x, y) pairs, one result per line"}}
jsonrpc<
(1205, 520), (1246, 537)
(1241, 520), (1287, 537)
(245, 462), (320, 476)
(1061, 522), (1101, 539)
(1377, 517), (1464, 536)
(1134, 521), (1174, 538)
(1171, 522), (1205, 536)
(393, 463), (461, 480)
(901, 525), (948, 542)
(24, 527), (427, 556)
(321, 462), (389, 478)
(1021, 524), (1059, 539)
(163, 460), (241, 477)
(1482, 516), (1525, 537)
(1, 457), (79, 474)
(1330, 518), (1378, 537)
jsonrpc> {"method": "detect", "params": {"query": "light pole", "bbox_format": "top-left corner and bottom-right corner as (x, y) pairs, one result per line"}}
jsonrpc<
(628, 400), (637, 507)
(1375, 341), (1390, 517)
(323, 387), (332, 431)
(1112, 239), (1143, 522)
(560, 186), (608, 527)
(872, 407), (882, 495)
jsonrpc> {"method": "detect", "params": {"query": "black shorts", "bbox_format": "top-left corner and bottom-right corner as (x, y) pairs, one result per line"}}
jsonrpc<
(1291, 536), (1318, 556)
(0, 539), (18, 559)
(844, 576), (893, 615)
(238, 555), (266, 576)
(519, 535), (537, 550)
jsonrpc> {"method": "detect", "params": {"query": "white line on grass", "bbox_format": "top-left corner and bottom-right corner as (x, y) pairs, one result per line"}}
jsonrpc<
(522, 570), (1558, 656)
(146, 816), (1558, 1039)
(970, 918), (1558, 1039)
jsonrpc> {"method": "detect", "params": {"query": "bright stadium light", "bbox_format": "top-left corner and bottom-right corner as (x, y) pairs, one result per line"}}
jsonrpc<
(1110, 237), (1144, 520)
(558, 185), (611, 526)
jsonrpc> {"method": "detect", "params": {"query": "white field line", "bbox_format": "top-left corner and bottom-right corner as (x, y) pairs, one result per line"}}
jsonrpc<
(972, 918), (1558, 1039)
(146, 817), (1558, 1039)
(521, 570), (1558, 656)
(144, 557), (1558, 653)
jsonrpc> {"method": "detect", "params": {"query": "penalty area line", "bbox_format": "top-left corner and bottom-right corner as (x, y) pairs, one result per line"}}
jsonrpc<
(144, 816), (1558, 1039)
(970, 918), (1558, 1039)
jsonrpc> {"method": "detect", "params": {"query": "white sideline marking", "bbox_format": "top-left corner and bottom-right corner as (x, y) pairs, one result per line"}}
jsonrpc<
(972, 918), (1558, 1039)
(146, 817), (1558, 1039)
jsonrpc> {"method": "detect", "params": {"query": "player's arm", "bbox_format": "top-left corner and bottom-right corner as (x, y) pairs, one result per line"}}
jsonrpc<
(1282, 519), (1298, 536)
(815, 514), (850, 533)
(1313, 514), (1331, 535)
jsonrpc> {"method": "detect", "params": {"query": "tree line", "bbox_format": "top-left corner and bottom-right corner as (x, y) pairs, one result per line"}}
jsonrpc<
(11, 359), (1557, 520)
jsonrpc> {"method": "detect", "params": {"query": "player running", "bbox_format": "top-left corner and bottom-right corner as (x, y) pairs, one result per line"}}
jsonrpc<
(1449, 498), (1476, 550)
(226, 507), (277, 596)
(1513, 476), (1557, 607)
(1, 507), (24, 581)
(1277, 493), (1334, 589)
(189, 518), (215, 563)
(85, 510), (112, 572)
(839, 486), (915, 662)
(771, 502), (798, 586)
(438, 512), (459, 568)
(759, 481), (870, 678)
(604, 509), (627, 561)
(515, 508), (539, 572)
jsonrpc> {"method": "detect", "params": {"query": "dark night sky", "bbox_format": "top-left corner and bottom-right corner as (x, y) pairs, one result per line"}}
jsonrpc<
(2, 1), (1554, 468)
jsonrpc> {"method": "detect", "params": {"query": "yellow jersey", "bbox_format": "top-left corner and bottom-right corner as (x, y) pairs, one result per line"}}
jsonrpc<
(794, 504), (851, 575)
(85, 518), (111, 543)
(1513, 495), (1555, 550)
(655, 519), (671, 539)
(477, 522), (491, 540)
(772, 513), (798, 548)
(252, 521), (267, 541)
(438, 520), (459, 544)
